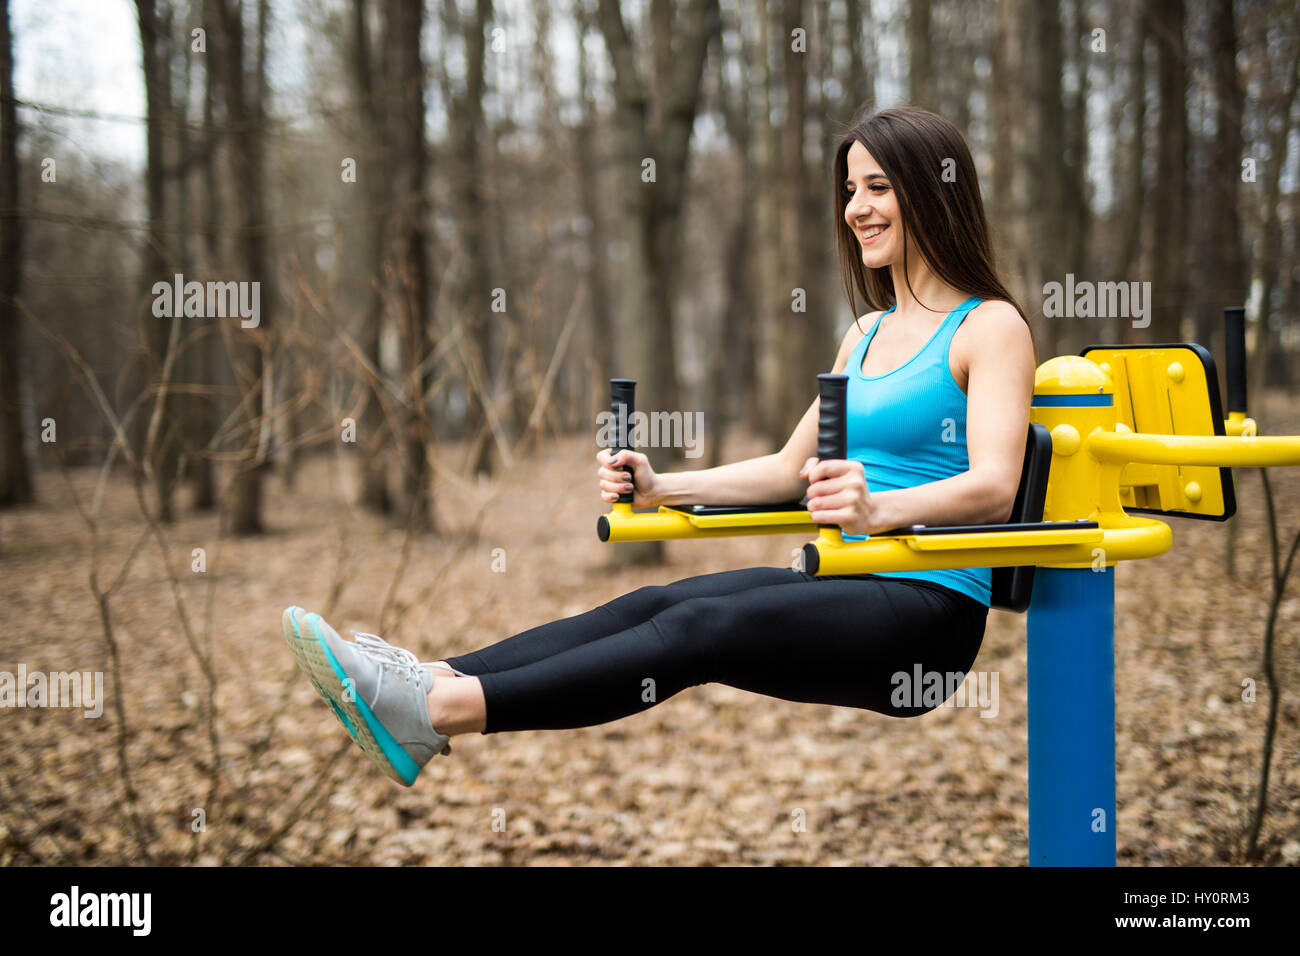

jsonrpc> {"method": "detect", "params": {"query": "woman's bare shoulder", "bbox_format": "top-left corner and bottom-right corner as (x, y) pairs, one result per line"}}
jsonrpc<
(830, 311), (884, 373)
(842, 309), (887, 349)
(967, 298), (1025, 325)
(961, 299), (1035, 364)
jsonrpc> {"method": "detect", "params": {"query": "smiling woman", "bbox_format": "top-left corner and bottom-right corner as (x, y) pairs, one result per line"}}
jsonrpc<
(832, 108), (1030, 332)
(283, 105), (1038, 791)
(819, 107), (1039, 602)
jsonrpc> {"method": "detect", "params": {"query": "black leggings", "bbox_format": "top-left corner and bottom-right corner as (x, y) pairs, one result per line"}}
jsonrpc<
(443, 566), (989, 734)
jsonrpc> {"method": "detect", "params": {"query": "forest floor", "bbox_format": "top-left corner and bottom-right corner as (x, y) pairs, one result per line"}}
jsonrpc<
(2, 394), (1298, 866)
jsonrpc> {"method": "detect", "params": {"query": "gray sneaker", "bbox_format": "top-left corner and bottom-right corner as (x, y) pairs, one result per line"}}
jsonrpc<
(282, 606), (451, 786)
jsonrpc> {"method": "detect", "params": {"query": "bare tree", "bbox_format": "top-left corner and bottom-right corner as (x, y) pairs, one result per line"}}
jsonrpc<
(445, 0), (498, 478)
(1029, 0), (1066, 348)
(1064, 0), (1092, 330)
(573, 0), (615, 415)
(350, 0), (392, 513)
(596, 0), (721, 565)
(213, 0), (272, 534)
(765, 0), (828, 449)
(384, 0), (435, 531)
(909, 0), (934, 110)
(136, 0), (183, 521)
(189, 0), (219, 510)
(753, 0), (779, 445)
(700, 0), (759, 468)
(1148, 0), (1188, 343)
(840, 0), (873, 118)
(0, 0), (30, 506)
(1249, 7), (1300, 405)
(1114, 0), (1147, 343)
(1200, 0), (1246, 366)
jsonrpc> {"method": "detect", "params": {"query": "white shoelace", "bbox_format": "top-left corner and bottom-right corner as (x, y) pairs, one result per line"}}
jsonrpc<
(351, 632), (423, 685)
(351, 631), (452, 753)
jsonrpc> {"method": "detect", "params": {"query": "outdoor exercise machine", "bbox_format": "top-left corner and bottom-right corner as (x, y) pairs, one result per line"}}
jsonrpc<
(597, 306), (1300, 866)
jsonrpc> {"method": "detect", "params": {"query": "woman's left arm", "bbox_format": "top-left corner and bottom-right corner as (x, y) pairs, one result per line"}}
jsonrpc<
(804, 302), (1036, 534)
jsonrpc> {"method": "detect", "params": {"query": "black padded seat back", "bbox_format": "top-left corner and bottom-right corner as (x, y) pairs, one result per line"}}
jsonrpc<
(990, 422), (1054, 612)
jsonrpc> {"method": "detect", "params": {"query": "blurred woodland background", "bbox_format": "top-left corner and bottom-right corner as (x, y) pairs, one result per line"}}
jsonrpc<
(0, 0), (1297, 866)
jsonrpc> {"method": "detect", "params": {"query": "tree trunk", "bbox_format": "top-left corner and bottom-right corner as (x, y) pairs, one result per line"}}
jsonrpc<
(1250, 38), (1300, 419)
(596, 0), (720, 566)
(190, 0), (218, 510)
(1206, 0), (1246, 356)
(0, 0), (31, 507)
(385, 0), (435, 531)
(991, 0), (1029, 310)
(768, 0), (810, 449)
(573, 0), (614, 422)
(137, 0), (181, 521)
(215, 0), (270, 535)
(1116, 0), (1147, 344)
(754, 0), (780, 445)
(908, 0), (933, 109)
(1030, 0), (1065, 354)
(448, 0), (498, 478)
(841, 0), (872, 119)
(1149, 0), (1187, 343)
(1065, 0), (1092, 341)
(174, 6), (205, 513)
(702, 0), (757, 469)
(351, 0), (391, 513)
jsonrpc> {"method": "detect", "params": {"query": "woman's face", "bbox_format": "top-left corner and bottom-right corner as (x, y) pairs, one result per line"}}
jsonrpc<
(843, 140), (905, 270)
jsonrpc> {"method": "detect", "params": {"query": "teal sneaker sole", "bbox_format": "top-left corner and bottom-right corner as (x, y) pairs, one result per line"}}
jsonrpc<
(282, 606), (421, 786)
(283, 606), (359, 741)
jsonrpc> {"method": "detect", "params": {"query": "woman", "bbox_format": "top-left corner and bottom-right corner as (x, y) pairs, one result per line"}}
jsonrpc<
(283, 106), (1037, 787)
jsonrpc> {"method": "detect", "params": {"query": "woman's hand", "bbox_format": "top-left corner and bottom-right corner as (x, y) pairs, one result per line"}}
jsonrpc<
(596, 448), (660, 507)
(799, 457), (882, 536)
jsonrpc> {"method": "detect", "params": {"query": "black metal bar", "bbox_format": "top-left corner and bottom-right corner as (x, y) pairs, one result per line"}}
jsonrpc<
(1224, 306), (1247, 415)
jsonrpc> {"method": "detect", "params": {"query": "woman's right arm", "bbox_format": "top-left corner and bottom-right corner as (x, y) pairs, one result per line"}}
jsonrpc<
(597, 315), (874, 507)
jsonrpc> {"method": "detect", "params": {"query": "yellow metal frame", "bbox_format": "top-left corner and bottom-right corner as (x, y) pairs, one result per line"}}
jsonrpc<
(599, 348), (1300, 576)
(600, 502), (812, 540)
(1082, 344), (1234, 519)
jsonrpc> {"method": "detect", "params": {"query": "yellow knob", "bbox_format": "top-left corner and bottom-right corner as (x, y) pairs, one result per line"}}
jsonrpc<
(1167, 361), (1185, 384)
(1184, 481), (1202, 502)
(1050, 424), (1080, 456)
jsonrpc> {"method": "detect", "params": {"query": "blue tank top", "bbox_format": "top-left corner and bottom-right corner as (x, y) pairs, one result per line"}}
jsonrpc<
(840, 296), (992, 608)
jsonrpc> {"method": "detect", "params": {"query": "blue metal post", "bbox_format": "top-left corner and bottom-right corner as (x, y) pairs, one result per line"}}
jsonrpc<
(1026, 564), (1117, 866)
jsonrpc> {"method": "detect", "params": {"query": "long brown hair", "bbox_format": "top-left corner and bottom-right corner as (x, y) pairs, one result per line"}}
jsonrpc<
(831, 106), (1032, 349)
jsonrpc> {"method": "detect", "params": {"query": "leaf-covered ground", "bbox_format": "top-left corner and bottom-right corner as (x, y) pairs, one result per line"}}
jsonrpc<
(2, 397), (1298, 866)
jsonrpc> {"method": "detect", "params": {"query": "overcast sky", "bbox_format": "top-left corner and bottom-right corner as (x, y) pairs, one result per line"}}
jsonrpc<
(8, 0), (609, 170)
(13, 0), (147, 164)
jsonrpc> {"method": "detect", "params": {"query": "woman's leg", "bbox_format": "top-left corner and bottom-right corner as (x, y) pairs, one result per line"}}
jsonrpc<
(441, 566), (802, 676)
(429, 574), (988, 736)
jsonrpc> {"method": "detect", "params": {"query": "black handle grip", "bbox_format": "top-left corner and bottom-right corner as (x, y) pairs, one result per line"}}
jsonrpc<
(816, 374), (848, 460)
(610, 378), (636, 503)
(809, 374), (849, 529)
(1224, 306), (1247, 415)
